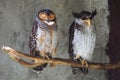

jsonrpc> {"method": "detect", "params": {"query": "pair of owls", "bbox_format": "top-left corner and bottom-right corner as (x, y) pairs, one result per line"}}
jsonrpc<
(29, 9), (97, 74)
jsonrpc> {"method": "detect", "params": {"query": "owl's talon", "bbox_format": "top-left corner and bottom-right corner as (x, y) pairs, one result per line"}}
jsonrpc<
(45, 55), (50, 59)
(45, 54), (52, 60)
(81, 60), (88, 67)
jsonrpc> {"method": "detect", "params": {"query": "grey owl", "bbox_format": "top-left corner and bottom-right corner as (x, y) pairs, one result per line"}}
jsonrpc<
(68, 10), (97, 74)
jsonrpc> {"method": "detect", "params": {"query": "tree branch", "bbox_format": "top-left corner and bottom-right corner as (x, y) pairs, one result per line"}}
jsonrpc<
(1, 46), (120, 70)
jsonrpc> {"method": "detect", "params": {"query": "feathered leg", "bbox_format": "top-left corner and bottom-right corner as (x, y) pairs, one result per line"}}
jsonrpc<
(72, 55), (88, 74)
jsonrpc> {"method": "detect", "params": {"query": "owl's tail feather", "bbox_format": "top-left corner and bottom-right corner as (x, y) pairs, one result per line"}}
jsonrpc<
(72, 67), (82, 74)
(32, 63), (47, 74)
(72, 66), (88, 75)
(80, 67), (88, 74)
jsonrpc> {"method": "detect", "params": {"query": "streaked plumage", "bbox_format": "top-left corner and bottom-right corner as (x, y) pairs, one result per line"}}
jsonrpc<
(29, 9), (58, 73)
(69, 10), (97, 74)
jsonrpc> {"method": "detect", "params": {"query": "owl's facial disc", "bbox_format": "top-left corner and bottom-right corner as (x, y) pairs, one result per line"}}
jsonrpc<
(39, 12), (56, 25)
(75, 18), (84, 25)
(39, 12), (48, 20)
(49, 13), (55, 21)
(75, 18), (91, 27)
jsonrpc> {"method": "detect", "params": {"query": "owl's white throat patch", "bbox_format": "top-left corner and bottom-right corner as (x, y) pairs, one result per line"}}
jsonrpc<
(75, 18), (90, 28)
(75, 18), (84, 25)
(44, 21), (55, 25)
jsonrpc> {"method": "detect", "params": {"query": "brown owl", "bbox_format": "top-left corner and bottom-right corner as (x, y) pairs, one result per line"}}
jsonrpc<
(29, 9), (58, 73)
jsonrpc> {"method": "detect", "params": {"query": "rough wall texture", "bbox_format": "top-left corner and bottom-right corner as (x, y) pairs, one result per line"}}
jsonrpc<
(0, 0), (109, 80)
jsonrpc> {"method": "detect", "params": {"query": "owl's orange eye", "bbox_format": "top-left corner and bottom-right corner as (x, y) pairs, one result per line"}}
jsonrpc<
(39, 12), (48, 20)
(49, 13), (55, 20)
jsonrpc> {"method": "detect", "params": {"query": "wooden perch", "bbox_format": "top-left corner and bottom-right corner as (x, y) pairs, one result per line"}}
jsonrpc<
(1, 46), (120, 70)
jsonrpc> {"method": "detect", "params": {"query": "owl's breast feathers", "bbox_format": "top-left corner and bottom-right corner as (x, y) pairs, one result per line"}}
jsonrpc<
(69, 22), (96, 61)
(29, 17), (58, 57)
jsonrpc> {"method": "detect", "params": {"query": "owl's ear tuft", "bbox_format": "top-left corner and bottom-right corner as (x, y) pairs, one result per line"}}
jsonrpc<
(90, 9), (97, 19)
(72, 12), (81, 18)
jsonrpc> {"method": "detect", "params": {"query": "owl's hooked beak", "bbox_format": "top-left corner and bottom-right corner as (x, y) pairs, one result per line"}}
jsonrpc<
(84, 19), (91, 27)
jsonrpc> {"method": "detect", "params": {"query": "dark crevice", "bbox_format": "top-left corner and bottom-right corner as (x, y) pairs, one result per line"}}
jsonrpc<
(107, 0), (120, 80)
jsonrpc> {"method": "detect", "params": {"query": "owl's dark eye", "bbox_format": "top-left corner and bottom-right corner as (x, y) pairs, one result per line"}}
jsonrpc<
(39, 12), (48, 20)
(81, 16), (90, 20)
(81, 16), (87, 20)
(49, 13), (55, 20)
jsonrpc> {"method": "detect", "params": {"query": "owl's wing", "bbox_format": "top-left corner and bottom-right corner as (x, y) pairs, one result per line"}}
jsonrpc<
(68, 21), (75, 59)
(29, 21), (38, 56)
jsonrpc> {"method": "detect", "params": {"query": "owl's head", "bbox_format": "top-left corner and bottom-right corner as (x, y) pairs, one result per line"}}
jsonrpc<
(72, 10), (97, 27)
(38, 9), (56, 25)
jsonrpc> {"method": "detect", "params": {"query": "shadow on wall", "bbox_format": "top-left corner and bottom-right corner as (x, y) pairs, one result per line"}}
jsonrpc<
(107, 0), (120, 80)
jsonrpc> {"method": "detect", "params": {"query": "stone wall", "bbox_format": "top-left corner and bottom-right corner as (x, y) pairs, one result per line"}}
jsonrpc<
(0, 0), (109, 80)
